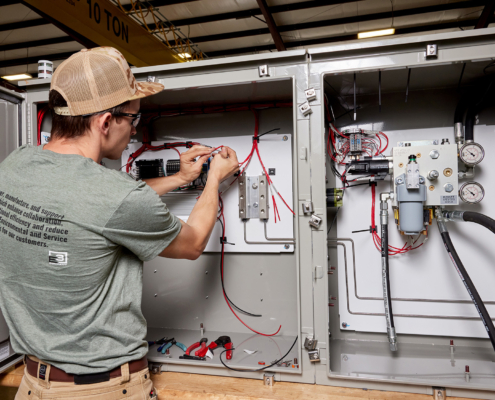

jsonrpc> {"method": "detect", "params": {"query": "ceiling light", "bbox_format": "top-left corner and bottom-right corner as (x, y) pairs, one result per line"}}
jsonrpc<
(358, 28), (395, 39)
(1, 73), (33, 81)
(178, 53), (191, 59)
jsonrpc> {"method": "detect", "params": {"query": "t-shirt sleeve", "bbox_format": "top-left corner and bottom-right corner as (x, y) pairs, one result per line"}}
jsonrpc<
(102, 182), (181, 261)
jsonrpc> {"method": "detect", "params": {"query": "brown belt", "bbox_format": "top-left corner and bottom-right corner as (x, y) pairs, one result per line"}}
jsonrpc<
(26, 356), (148, 383)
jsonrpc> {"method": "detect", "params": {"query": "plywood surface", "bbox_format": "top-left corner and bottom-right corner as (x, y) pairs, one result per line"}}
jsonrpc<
(0, 364), (478, 400)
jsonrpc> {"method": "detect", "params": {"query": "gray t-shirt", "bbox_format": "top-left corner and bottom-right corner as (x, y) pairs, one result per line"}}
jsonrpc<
(0, 145), (181, 374)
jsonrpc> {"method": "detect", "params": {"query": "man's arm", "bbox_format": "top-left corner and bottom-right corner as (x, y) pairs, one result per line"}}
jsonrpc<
(143, 146), (213, 196)
(159, 147), (239, 260)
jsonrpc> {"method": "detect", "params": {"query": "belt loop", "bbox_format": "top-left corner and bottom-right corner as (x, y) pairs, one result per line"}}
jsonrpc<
(120, 362), (130, 384)
(37, 362), (51, 389)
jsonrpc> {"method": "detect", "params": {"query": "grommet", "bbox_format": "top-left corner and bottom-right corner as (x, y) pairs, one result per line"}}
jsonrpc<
(123, 389), (127, 394)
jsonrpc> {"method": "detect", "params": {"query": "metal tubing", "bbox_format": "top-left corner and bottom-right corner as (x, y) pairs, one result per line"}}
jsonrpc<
(263, 222), (295, 243)
(328, 239), (495, 320)
(244, 221), (292, 245)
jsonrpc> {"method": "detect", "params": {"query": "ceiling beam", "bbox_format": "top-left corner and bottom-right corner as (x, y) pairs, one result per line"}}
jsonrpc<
(190, 0), (486, 44)
(121, 0), (197, 12)
(475, 0), (495, 29)
(0, 18), (49, 33)
(256, 0), (285, 51)
(164, 0), (363, 28)
(0, 1), (21, 6)
(0, 51), (76, 69)
(0, 36), (74, 53)
(206, 17), (483, 58)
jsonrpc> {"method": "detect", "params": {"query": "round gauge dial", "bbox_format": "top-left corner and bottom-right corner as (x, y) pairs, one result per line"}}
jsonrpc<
(459, 142), (485, 166)
(459, 181), (485, 204)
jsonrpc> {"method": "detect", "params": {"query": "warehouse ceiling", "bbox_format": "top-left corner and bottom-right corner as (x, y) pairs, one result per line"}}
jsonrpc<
(0, 0), (494, 83)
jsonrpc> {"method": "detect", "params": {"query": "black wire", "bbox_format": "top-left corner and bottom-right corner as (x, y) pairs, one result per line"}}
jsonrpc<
(218, 336), (298, 372)
(257, 128), (281, 139)
(327, 207), (341, 235)
(218, 213), (262, 318)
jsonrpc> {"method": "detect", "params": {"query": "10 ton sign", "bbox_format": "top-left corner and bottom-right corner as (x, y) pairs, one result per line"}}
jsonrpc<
(87, 0), (129, 43)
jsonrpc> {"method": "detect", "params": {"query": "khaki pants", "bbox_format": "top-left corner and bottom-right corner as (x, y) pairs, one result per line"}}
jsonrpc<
(15, 359), (155, 400)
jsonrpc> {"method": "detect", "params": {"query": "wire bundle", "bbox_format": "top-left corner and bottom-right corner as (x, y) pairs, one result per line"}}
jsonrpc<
(37, 106), (49, 146)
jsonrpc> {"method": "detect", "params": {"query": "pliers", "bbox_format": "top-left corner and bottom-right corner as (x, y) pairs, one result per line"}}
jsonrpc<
(159, 338), (187, 353)
(148, 337), (168, 349)
(197, 335), (233, 360)
(185, 338), (208, 356)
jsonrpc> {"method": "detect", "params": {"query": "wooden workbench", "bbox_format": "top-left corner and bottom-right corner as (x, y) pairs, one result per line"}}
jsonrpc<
(0, 364), (476, 400)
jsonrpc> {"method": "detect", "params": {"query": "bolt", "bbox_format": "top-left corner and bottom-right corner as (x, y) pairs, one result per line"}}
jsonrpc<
(253, 202), (259, 208)
(283, 136), (288, 141)
(428, 170), (439, 180)
(396, 178), (404, 184)
(252, 183), (258, 189)
(154, 270), (157, 273)
(419, 177), (425, 184)
(205, 296), (209, 299)
(342, 322), (348, 328)
(444, 183), (454, 193)
(430, 150), (440, 159)
(205, 271), (208, 274)
(154, 294), (157, 297)
(342, 355), (348, 361)
(284, 244), (290, 249)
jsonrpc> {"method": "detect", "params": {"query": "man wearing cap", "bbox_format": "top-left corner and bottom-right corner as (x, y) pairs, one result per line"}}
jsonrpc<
(0, 47), (239, 399)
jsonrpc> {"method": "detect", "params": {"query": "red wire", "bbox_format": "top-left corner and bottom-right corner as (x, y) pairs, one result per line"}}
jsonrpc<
(219, 194), (281, 336)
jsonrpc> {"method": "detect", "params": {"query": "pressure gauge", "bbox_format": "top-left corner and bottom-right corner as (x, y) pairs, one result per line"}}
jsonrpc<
(459, 181), (485, 204)
(459, 142), (485, 166)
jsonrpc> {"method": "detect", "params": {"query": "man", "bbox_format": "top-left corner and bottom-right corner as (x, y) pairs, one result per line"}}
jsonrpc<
(0, 47), (239, 399)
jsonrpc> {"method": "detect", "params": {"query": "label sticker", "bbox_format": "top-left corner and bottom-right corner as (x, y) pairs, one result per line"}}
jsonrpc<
(440, 195), (458, 205)
(49, 251), (68, 266)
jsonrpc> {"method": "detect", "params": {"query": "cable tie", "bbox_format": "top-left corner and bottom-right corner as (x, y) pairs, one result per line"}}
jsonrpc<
(252, 136), (260, 143)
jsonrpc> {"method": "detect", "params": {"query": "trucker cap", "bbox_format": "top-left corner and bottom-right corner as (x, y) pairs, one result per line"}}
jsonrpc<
(51, 47), (164, 116)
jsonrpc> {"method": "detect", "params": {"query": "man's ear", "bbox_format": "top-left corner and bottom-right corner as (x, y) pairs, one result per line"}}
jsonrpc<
(95, 112), (113, 137)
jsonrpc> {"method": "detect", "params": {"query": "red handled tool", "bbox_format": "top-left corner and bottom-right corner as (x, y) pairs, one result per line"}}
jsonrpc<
(197, 336), (233, 360)
(185, 338), (208, 356)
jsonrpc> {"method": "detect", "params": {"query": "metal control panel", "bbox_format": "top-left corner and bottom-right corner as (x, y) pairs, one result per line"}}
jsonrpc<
(392, 141), (459, 207)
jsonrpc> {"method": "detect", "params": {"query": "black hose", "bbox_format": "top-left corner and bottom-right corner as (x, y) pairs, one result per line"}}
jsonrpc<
(463, 211), (495, 234)
(464, 106), (476, 142)
(381, 223), (394, 329)
(440, 231), (495, 351)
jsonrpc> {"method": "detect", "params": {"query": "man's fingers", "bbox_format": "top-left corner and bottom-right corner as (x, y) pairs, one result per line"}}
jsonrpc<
(183, 145), (213, 160)
(196, 154), (210, 166)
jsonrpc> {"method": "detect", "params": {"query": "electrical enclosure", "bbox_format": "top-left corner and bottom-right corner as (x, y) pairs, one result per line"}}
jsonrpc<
(12, 27), (495, 399)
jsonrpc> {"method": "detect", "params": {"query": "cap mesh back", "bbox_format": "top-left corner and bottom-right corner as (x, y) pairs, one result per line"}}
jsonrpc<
(55, 57), (93, 114)
(89, 53), (131, 110)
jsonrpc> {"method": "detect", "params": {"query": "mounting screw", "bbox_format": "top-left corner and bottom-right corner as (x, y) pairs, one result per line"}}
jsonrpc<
(419, 177), (425, 184)
(154, 270), (157, 273)
(342, 322), (348, 328)
(284, 244), (290, 249)
(444, 183), (454, 193)
(430, 150), (440, 159)
(396, 178), (404, 185)
(252, 183), (258, 189)
(154, 294), (157, 297)
(205, 296), (209, 299)
(253, 202), (259, 208)
(283, 136), (288, 141)
(342, 355), (348, 361)
(205, 271), (208, 274)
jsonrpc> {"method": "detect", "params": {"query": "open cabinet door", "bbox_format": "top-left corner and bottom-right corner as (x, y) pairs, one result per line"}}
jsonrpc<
(0, 86), (24, 372)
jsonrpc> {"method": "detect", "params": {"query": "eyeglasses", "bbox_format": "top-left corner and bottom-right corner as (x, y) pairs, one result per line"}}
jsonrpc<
(113, 112), (141, 127)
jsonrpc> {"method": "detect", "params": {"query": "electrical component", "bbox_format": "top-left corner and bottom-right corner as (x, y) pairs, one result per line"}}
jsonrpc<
(136, 159), (164, 179)
(349, 133), (362, 154)
(345, 157), (392, 180)
(326, 188), (343, 208)
(165, 159), (180, 176)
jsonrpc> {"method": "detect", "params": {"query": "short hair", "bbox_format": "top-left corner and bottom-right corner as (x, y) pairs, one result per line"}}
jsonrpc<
(48, 90), (130, 140)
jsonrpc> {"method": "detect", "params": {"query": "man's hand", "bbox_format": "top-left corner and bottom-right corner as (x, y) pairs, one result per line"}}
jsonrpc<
(208, 146), (239, 183)
(177, 145), (213, 185)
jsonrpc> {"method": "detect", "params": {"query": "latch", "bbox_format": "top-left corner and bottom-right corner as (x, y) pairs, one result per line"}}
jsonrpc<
(304, 336), (317, 350)
(314, 265), (324, 280)
(309, 214), (322, 228)
(308, 349), (320, 362)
